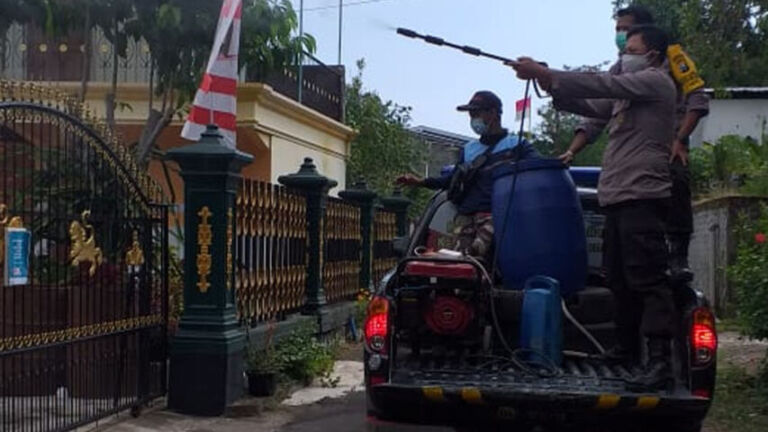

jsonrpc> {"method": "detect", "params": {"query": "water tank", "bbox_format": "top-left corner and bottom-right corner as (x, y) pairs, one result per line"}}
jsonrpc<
(492, 159), (587, 296)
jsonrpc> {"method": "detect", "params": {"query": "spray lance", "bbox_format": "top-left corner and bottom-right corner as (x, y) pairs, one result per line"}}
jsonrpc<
(395, 27), (549, 98)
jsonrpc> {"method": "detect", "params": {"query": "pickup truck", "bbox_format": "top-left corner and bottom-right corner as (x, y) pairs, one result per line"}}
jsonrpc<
(363, 168), (717, 432)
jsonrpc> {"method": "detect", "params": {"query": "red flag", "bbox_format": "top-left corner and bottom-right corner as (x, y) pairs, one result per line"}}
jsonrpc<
(181, 0), (242, 147)
(515, 97), (532, 121)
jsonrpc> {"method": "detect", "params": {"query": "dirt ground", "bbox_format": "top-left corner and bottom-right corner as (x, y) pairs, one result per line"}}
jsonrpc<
(716, 331), (768, 374)
(703, 331), (768, 432)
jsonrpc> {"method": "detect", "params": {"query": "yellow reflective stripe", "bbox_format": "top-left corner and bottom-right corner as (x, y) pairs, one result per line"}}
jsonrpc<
(635, 396), (660, 410)
(422, 386), (446, 402)
(595, 394), (621, 410)
(461, 387), (484, 405)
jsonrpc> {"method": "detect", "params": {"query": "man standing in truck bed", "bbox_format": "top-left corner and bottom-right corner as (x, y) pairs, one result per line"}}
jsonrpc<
(559, 5), (710, 283)
(512, 25), (676, 389)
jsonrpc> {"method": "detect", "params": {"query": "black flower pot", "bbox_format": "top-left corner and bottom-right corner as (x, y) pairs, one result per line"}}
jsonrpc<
(247, 372), (277, 397)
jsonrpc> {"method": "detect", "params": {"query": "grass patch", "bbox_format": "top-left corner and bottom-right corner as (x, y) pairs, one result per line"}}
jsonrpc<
(706, 358), (768, 432)
(717, 317), (743, 333)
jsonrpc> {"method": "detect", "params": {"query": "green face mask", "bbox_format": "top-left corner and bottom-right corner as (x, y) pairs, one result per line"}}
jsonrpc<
(615, 31), (628, 52)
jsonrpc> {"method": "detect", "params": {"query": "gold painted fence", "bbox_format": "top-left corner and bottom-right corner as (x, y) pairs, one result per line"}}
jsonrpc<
(324, 197), (362, 303)
(373, 209), (398, 285)
(235, 179), (308, 324)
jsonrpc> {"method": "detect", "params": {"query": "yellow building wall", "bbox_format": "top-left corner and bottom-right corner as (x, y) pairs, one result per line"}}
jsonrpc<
(38, 82), (355, 193)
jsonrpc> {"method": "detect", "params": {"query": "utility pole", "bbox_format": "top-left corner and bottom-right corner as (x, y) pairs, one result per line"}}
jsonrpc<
(298, 0), (304, 103)
(337, 0), (343, 64)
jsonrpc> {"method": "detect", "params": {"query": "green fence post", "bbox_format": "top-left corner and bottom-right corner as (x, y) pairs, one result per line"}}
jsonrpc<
(166, 125), (253, 416)
(380, 187), (412, 237)
(278, 158), (337, 314)
(339, 182), (378, 291)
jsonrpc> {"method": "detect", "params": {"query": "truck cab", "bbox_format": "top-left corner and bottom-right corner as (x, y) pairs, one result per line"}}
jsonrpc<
(364, 168), (717, 432)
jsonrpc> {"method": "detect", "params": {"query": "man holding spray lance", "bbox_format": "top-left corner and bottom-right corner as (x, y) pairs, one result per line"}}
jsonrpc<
(560, 5), (709, 283)
(510, 25), (678, 389)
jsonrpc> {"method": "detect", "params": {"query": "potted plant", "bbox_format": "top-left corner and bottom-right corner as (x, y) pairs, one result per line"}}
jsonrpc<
(245, 322), (281, 397)
(245, 346), (281, 397)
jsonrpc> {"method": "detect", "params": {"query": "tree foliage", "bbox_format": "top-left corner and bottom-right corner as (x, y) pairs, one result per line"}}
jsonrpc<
(344, 60), (431, 215)
(690, 133), (768, 197)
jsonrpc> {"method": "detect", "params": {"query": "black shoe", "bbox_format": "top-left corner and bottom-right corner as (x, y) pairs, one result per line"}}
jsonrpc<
(627, 338), (674, 391)
(627, 358), (674, 391)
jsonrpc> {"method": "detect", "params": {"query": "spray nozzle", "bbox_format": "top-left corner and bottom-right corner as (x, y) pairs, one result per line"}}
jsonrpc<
(396, 28), (420, 38)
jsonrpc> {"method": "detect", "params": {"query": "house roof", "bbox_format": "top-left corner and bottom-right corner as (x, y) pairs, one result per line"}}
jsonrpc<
(703, 87), (768, 99)
(409, 126), (473, 147)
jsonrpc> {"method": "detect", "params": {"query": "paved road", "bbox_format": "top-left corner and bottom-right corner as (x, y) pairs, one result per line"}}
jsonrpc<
(278, 391), (452, 432)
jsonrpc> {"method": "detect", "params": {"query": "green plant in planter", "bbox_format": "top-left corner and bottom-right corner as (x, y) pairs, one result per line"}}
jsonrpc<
(245, 345), (282, 375)
(245, 322), (282, 397)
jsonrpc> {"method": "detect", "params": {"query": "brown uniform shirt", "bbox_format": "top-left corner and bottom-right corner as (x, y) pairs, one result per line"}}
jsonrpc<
(550, 66), (677, 206)
(577, 61), (710, 143)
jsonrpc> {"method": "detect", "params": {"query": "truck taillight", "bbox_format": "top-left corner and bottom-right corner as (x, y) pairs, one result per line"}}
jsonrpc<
(691, 307), (717, 365)
(365, 297), (389, 352)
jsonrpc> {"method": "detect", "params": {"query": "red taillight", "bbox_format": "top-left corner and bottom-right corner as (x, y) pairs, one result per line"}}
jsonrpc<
(365, 297), (389, 352)
(691, 308), (717, 365)
(693, 324), (717, 351)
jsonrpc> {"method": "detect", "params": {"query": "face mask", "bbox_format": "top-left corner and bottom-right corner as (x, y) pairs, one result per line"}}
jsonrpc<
(615, 31), (628, 52)
(621, 53), (651, 73)
(471, 117), (488, 136)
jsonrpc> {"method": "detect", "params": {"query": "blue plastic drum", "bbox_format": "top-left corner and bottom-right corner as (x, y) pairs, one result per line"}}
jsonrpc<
(492, 159), (587, 296)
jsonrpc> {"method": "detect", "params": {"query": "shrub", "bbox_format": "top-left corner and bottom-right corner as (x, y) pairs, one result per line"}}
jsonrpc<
(728, 204), (768, 340)
(275, 324), (334, 385)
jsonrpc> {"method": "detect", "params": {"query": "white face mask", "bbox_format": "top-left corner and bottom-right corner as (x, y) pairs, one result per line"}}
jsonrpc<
(621, 53), (651, 73)
(471, 118), (488, 136)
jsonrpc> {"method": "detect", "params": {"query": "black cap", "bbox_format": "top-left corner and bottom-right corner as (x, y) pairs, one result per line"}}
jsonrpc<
(456, 91), (503, 113)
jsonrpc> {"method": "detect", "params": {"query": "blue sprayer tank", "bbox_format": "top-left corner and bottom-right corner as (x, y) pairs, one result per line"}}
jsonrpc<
(519, 276), (563, 366)
(492, 158), (587, 296)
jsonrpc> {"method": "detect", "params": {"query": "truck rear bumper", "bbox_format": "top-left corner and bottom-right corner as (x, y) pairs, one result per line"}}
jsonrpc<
(368, 380), (711, 428)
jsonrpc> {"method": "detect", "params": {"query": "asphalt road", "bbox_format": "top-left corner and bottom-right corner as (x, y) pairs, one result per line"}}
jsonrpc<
(277, 391), (452, 432)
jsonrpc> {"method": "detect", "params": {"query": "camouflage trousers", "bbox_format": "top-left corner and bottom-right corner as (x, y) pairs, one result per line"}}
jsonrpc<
(452, 212), (494, 259)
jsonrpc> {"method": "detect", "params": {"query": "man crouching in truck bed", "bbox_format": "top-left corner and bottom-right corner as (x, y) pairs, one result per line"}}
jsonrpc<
(511, 25), (677, 389)
(396, 90), (538, 262)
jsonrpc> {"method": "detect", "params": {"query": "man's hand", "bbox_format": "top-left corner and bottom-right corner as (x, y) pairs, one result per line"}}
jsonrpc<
(509, 57), (551, 88)
(559, 131), (588, 166)
(558, 150), (575, 165)
(670, 139), (689, 166)
(395, 174), (424, 187)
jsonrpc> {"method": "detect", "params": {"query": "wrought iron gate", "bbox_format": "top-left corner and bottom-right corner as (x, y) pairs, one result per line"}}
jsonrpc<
(0, 82), (168, 431)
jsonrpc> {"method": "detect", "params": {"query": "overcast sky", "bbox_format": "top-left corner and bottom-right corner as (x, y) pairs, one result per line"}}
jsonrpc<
(289, 0), (618, 136)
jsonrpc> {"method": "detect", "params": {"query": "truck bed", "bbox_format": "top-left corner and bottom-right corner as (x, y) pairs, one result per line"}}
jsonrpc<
(392, 347), (686, 395)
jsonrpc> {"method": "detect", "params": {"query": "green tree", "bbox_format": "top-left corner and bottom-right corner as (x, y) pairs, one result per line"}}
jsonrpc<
(344, 59), (431, 215)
